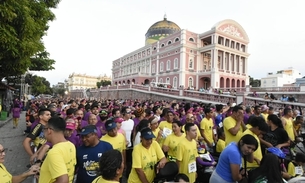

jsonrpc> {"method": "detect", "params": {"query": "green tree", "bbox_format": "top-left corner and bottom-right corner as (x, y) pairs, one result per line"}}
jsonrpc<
(97, 80), (111, 88)
(0, 0), (60, 80)
(249, 76), (261, 87)
(25, 73), (52, 95)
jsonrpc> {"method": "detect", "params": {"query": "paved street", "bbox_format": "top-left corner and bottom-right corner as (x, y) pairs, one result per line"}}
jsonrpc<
(0, 112), (32, 183)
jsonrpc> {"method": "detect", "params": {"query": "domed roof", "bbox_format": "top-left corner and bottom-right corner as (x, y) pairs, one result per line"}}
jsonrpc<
(145, 15), (181, 45)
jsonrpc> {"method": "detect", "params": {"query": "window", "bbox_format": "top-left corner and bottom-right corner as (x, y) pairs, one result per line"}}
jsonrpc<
(152, 64), (155, 73)
(166, 77), (170, 84)
(189, 37), (194, 42)
(166, 60), (170, 70)
(168, 41), (172, 45)
(188, 77), (193, 88)
(175, 38), (180, 42)
(174, 58), (178, 69)
(159, 78), (163, 83)
(160, 62), (164, 72)
(189, 59), (193, 69)
(173, 77), (177, 88)
(153, 47), (156, 50)
(161, 43), (165, 47)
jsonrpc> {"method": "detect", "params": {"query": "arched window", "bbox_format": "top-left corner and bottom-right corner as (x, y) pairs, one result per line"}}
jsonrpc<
(189, 59), (193, 69)
(166, 77), (170, 84)
(159, 78), (163, 83)
(174, 58), (178, 69)
(175, 37), (180, 42)
(153, 47), (156, 50)
(160, 62), (164, 72)
(173, 77), (177, 88)
(189, 37), (195, 42)
(166, 60), (170, 70)
(161, 43), (165, 47)
(152, 64), (155, 73)
(168, 41), (172, 45)
(188, 77), (193, 88)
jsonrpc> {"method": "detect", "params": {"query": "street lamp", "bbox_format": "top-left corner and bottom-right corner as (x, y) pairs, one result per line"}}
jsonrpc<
(20, 74), (25, 100)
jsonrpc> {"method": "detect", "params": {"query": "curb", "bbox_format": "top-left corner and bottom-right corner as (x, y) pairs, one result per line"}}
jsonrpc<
(0, 117), (13, 128)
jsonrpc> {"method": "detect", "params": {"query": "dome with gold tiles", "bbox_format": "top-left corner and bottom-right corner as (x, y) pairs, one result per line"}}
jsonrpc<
(145, 14), (181, 45)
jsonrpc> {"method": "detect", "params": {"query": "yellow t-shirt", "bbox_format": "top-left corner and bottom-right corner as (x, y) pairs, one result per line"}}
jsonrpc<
(159, 121), (173, 145)
(282, 117), (295, 141)
(128, 141), (165, 183)
(216, 139), (226, 153)
(152, 128), (160, 142)
(39, 141), (76, 183)
(288, 162), (304, 177)
(159, 121), (173, 134)
(200, 118), (214, 144)
(91, 176), (119, 183)
(224, 116), (243, 145)
(176, 137), (198, 183)
(163, 133), (185, 159)
(182, 124), (202, 140)
(241, 129), (262, 168)
(101, 133), (126, 153)
(0, 163), (12, 183)
(261, 113), (268, 122)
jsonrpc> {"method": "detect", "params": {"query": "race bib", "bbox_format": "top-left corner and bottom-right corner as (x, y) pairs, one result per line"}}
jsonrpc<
(218, 122), (223, 128)
(163, 127), (172, 137)
(213, 129), (217, 135)
(295, 166), (303, 175)
(188, 161), (197, 173)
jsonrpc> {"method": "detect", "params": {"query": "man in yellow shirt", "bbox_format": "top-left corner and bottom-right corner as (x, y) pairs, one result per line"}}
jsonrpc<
(176, 123), (199, 183)
(260, 105), (269, 122)
(223, 106), (247, 145)
(39, 117), (76, 183)
(240, 116), (268, 168)
(101, 119), (126, 167)
(200, 108), (217, 151)
(182, 113), (203, 141)
(281, 108), (297, 142)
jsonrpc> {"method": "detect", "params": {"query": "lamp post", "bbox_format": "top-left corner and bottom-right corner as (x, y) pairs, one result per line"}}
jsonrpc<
(20, 74), (25, 100)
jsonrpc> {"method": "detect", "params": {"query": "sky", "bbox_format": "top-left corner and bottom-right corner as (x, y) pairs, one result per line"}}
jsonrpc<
(33, 0), (305, 86)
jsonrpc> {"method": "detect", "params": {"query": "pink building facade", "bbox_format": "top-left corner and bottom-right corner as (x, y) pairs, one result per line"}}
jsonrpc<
(112, 18), (250, 90)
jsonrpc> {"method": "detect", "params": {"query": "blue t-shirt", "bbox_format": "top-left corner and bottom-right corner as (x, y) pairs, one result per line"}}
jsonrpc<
(215, 142), (242, 182)
(76, 141), (113, 183)
(215, 113), (223, 127)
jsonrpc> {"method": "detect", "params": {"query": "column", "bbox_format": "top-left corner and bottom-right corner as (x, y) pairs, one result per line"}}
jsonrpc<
(214, 49), (218, 70)
(210, 49), (214, 68)
(222, 51), (225, 70)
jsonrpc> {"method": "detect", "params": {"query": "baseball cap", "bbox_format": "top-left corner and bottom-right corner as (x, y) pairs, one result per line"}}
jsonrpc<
(61, 104), (69, 111)
(261, 105), (269, 112)
(266, 147), (286, 159)
(105, 120), (117, 131)
(78, 125), (97, 135)
(114, 117), (124, 123)
(141, 128), (155, 140)
(66, 122), (75, 130)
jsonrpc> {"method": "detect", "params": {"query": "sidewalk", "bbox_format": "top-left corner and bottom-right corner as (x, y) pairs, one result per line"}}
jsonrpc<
(0, 111), (32, 183)
(0, 114), (12, 128)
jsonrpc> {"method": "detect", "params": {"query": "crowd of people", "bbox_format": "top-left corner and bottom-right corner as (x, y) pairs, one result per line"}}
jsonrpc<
(0, 97), (305, 183)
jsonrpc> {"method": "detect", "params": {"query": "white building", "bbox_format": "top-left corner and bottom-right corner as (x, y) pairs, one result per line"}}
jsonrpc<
(260, 67), (302, 87)
(67, 73), (111, 91)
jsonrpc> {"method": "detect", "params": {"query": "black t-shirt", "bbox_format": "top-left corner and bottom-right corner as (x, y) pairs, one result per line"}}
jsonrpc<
(263, 127), (289, 147)
(27, 123), (46, 147)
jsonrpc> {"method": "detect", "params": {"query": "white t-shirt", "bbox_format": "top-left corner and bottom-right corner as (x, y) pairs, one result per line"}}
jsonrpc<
(133, 132), (141, 147)
(121, 119), (134, 147)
